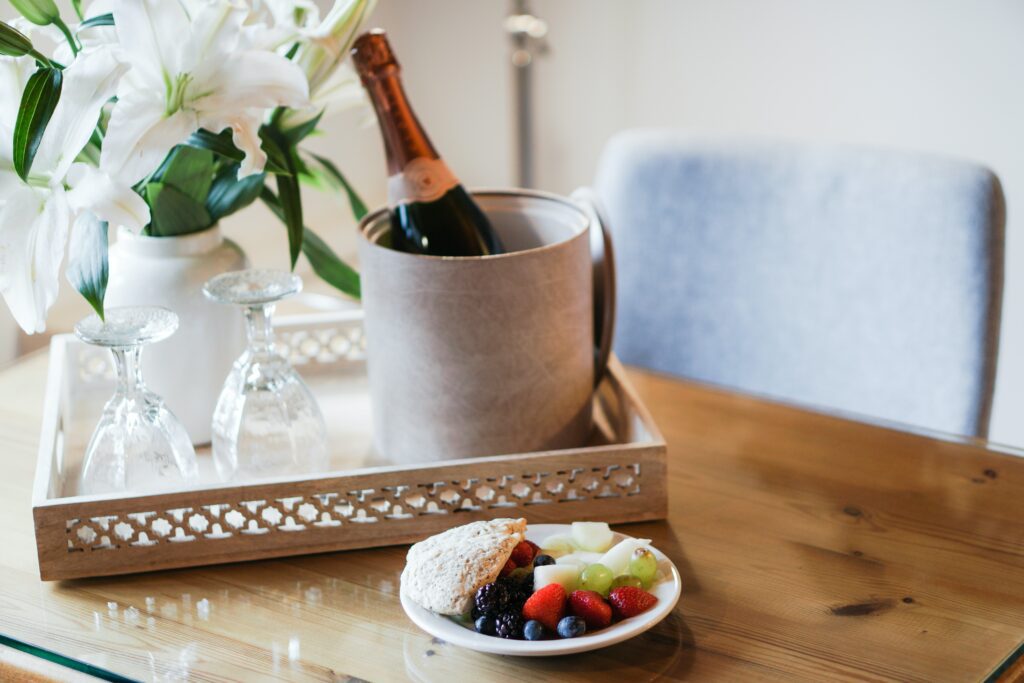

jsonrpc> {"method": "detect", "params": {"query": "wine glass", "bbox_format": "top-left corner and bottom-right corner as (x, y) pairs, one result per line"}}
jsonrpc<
(203, 269), (328, 481)
(75, 307), (198, 494)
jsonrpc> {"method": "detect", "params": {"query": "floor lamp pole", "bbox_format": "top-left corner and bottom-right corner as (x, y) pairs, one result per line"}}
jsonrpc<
(506, 1), (548, 188)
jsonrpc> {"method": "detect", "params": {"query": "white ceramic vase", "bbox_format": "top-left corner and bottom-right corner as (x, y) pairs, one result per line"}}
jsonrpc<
(106, 225), (247, 445)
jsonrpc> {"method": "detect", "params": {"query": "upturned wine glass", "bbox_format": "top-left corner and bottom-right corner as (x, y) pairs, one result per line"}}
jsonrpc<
(75, 307), (198, 494)
(204, 269), (328, 481)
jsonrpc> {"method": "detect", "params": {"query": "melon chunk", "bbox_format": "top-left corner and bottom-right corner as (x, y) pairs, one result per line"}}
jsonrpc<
(533, 564), (581, 593)
(539, 533), (576, 557)
(571, 522), (614, 552)
(598, 538), (652, 576)
(555, 551), (604, 566)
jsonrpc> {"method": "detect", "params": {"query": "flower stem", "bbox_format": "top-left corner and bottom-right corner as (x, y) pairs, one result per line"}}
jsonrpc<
(54, 17), (79, 56)
(28, 48), (51, 67)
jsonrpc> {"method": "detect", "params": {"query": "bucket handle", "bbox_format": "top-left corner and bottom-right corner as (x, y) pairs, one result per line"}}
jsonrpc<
(571, 187), (617, 387)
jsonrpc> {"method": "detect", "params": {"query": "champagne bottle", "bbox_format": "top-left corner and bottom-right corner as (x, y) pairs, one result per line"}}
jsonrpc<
(351, 29), (504, 256)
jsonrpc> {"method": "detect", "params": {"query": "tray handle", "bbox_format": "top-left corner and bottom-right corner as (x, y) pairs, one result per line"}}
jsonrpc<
(572, 187), (617, 386)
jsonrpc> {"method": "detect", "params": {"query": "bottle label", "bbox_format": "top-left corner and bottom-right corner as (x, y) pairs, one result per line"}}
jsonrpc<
(388, 157), (458, 205)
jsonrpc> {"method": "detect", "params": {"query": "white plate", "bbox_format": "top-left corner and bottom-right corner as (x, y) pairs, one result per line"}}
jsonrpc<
(399, 524), (682, 657)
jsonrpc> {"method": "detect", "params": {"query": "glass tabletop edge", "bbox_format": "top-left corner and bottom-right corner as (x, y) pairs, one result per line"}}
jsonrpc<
(0, 632), (138, 683)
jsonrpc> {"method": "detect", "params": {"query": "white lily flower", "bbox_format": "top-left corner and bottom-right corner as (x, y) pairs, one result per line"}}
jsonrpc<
(244, 0), (320, 50)
(77, 0), (119, 51)
(0, 48), (141, 333)
(279, 60), (366, 130)
(66, 163), (149, 231)
(34, 47), (127, 183)
(294, 0), (375, 95)
(276, 0), (373, 131)
(100, 0), (310, 184)
(0, 184), (68, 333)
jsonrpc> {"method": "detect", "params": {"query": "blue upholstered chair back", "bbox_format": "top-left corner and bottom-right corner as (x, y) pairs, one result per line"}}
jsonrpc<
(595, 130), (1004, 437)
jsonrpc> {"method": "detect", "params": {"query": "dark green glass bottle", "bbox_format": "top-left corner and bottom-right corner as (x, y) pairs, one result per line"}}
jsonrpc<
(352, 29), (504, 256)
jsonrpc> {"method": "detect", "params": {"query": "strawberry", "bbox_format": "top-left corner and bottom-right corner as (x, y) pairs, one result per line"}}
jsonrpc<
(525, 540), (541, 558)
(499, 557), (517, 577)
(608, 586), (658, 619)
(509, 540), (536, 567)
(569, 590), (612, 630)
(522, 584), (567, 631)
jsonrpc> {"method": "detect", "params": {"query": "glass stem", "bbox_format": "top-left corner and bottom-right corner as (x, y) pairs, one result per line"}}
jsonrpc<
(245, 304), (276, 355)
(110, 346), (145, 399)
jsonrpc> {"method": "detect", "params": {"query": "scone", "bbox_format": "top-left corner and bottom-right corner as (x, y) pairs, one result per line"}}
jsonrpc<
(401, 518), (527, 615)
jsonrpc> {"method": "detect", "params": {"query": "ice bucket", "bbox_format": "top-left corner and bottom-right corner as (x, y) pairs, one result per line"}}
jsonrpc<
(357, 188), (615, 463)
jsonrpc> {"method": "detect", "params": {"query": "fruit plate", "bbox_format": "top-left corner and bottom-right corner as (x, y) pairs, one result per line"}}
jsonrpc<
(399, 524), (682, 657)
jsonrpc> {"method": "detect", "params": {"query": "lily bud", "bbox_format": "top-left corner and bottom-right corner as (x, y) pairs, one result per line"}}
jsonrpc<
(9, 0), (60, 26)
(0, 21), (33, 56)
(296, 0), (375, 94)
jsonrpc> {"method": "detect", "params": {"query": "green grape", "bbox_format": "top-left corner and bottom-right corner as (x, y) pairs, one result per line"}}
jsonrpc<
(629, 548), (657, 588)
(580, 563), (614, 596)
(611, 575), (643, 590)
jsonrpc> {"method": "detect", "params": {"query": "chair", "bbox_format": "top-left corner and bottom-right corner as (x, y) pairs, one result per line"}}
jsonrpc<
(595, 130), (1005, 437)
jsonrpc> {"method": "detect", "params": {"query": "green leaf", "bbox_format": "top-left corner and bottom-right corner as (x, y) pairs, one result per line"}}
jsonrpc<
(258, 125), (293, 177)
(262, 129), (303, 269)
(65, 214), (108, 319)
(206, 165), (265, 221)
(300, 226), (361, 299)
(185, 127), (290, 175)
(146, 182), (212, 237)
(78, 13), (113, 29)
(282, 109), (323, 145)
(13, 67), (61, 181)
(260, 187), (361, 299)
(185, 128), (242, 160)
(304, 152), (368, 220)
(152, 145), (213, 203)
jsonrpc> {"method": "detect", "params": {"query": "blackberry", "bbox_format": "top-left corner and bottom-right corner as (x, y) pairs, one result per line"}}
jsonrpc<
(504, 589), (525, 611)
(494, 612), (524, 639)
(473, 582), (508, 616)
(505, 581), (531, 609)
(500, 571), (534, 608)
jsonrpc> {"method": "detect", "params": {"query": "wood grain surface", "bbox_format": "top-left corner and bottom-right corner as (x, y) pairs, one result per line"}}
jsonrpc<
(0, 352), (1022, 682)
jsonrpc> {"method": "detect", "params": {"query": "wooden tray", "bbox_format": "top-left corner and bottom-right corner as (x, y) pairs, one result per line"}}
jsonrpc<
(31, 311), (667, 581)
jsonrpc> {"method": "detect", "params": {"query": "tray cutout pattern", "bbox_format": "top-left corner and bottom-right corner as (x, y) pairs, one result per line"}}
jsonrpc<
(70, 316), (367, 388)
(64, 464), (642, 553)
(278, 319), (367, 367)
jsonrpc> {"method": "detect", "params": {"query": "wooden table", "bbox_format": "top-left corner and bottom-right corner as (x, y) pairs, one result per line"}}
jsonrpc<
(1, 352), (1022, 682)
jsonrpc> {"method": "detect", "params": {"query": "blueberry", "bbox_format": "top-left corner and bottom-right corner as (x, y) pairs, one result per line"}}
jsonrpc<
(557, 615), (586, 639)
(533, 554), (556, 567)
(523, 619), (545, 641)
(474, 615), (496, 636)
